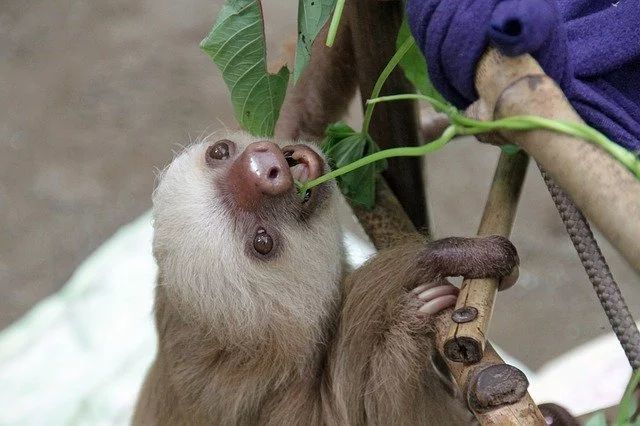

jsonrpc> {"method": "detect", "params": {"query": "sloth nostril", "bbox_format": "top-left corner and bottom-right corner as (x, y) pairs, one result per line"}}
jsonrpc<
(268, 167), (279, 180)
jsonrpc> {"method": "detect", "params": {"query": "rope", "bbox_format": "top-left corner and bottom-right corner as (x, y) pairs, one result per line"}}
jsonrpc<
(541, 167), (640, 369)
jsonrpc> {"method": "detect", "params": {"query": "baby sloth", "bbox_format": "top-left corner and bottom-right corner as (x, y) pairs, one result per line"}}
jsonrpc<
(133, 131), (519, 425)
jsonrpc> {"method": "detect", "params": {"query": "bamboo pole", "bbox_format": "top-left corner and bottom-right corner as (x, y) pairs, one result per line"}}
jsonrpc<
(434, 313), (545, 425)
(443, 151), (529, 363)
(472, 48), (640, 272)
(349, 180), (546, 425)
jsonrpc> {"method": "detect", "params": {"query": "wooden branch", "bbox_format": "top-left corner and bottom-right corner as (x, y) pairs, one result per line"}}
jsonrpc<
(433, 315), (545, 425)
(473, 48), (640, 272)
(443, 151), (529, 363)
(347, 0), (428, 230)
(350, 179), (545, 425)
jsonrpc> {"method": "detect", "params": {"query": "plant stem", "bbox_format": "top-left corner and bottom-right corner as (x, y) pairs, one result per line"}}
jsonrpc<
(367, 93), (451, 113)
(301, 125), (457, 192)
(368, 94), (640, 179)
(310, 87), (639, 199)
(326, 0), (346, 47)
(614, 369), (640, 425)
(361, 37), (415, 134)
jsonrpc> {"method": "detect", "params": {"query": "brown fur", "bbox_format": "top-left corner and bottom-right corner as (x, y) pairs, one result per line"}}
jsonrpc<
(275, 21), (358, 142)
(134, 282), (336, 425)
(134, 233), (518, 425)
(134, 13), (521, 424)
(328, 236), (518, 425)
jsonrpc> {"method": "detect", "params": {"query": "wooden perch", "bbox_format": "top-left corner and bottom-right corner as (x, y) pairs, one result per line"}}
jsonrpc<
(472, 48), (640, 272)
(349, 180), (545, 425)
(443, 150), (529, 363)
(433, 315), (544, 425)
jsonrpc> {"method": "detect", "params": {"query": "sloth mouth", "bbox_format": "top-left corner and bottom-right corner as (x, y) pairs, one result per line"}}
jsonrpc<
(282, 145), (324, 203)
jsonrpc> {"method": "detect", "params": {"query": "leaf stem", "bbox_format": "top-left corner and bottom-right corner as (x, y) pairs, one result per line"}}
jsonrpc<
(368, 94), (640, 179)
(367, 93), (450, 113)
(326, 0), (346, 47)
(361, 37), (415, 134)
(614, 369), (640, 425)
(301, 125), (457, 192)
(307, 91), (639, 198)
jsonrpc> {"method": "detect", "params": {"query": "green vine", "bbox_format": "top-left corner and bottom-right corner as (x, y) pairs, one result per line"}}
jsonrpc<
(311, 36), (417, 208)
(361, 37), (414, 133)
(369, 93), (640, 177)
(299, 40), (640, 197)
(307, 125), (456, 190)
(325, 0), (346, 47)
(613, 368), (640, 426)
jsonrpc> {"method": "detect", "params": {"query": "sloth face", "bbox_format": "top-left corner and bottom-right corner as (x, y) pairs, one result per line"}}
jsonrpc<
(203, 134), (332, 260)
(152, 131), (343, 327)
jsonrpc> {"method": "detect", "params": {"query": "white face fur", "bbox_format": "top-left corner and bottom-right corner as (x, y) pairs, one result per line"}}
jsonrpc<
(152, 131), (343, 345)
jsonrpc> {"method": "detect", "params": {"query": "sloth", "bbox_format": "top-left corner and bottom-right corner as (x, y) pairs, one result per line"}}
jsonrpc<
(132, 130), (520, 425)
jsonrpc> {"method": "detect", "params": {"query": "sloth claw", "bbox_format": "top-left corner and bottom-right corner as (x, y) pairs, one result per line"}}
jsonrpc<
(416, 285), (459, 315)
(499, 265), (519, 291)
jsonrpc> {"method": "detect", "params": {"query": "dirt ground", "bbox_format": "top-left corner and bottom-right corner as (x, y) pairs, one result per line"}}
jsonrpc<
(1, 0), (638, 370)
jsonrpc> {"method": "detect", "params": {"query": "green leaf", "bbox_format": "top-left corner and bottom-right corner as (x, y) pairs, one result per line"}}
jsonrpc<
(294, 0), (336, 82)
(396, 19), (446, 104)
(614, 368), (640, 426)
(500, 144), (521, 155)
(368, 136), (386, 174)
(200, 0), (289, 137)
(325, 134), (366, 171)
(324, 121), (357, 143)
(584, 412), (607, 426)
(322, 122), (386, 208)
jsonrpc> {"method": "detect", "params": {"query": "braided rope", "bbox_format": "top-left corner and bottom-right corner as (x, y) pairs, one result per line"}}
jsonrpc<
(541, 167), (640, 369)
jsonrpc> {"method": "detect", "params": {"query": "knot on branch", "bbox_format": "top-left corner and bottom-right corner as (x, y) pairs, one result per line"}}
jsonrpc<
(467, 363), (529, 412)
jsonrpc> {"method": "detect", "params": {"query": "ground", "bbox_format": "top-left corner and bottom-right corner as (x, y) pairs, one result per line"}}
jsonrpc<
(1, 0), (638, 370)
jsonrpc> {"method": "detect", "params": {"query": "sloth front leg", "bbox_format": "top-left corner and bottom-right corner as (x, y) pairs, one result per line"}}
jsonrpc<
(410, 235), (519, 315)
(329, 235), (519, 425)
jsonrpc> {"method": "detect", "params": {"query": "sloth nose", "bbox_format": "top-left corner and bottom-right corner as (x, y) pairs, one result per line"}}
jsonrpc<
(228, 141), (293, 211)
(243, 141), (292, 195)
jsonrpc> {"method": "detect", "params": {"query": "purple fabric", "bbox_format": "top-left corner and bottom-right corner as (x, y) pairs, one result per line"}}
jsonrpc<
(406, 0), (640, 151)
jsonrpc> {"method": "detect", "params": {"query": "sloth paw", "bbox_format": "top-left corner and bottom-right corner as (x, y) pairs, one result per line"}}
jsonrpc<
(411, 283), (459, 315)
(421, 235), (520, 291)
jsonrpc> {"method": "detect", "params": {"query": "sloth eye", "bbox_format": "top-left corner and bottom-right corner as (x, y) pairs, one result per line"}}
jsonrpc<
(253, 227), (273, 255)
(206, 139), (233, 163)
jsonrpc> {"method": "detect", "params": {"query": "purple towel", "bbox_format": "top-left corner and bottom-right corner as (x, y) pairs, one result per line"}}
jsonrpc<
(406, 0), (640, 151)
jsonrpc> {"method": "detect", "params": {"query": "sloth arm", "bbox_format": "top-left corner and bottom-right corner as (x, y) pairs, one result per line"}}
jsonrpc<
(275, 18), (357, 142)
(327, 236), (519, 425)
